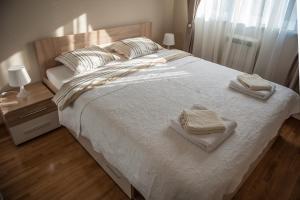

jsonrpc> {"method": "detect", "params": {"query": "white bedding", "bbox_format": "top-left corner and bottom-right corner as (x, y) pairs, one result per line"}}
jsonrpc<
(57, 50), (300, 200)
(46, 65), (74, 89)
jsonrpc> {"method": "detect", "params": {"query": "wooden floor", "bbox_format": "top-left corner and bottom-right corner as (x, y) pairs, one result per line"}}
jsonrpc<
(234, 117), (300, 200)
(0, 117), (299, 200)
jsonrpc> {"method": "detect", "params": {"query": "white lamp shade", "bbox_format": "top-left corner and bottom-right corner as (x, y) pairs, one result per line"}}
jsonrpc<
(163, 33), (175, 46)
(8, 65), (31, 87)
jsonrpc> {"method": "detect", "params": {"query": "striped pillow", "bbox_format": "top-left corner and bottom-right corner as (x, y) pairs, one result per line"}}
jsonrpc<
(55, 46), (116, 74)
(110, 37), (162, 59)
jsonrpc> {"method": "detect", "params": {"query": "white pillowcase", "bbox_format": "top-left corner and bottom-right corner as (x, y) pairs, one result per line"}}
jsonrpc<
(110, 37), (163, 59)
(55, 46), (115, 74)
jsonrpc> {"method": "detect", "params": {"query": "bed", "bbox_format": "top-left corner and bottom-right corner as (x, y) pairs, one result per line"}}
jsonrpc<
(34, 22), (300, 200)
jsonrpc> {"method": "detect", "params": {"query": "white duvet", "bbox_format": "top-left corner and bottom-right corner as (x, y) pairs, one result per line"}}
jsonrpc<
(59, 50), (300, 200)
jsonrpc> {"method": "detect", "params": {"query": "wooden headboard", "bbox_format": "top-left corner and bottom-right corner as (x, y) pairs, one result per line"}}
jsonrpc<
(34, 22), (152, 80)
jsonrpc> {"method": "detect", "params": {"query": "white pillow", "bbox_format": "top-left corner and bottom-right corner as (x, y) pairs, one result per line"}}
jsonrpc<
(110, 37), (163, 59)
(55, 46), (115, 74)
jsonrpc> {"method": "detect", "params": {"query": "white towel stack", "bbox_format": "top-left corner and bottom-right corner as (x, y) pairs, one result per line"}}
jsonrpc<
(171, 105), (237, 152)
(229, 73), (276, 100)
(179, 109), (226, 134)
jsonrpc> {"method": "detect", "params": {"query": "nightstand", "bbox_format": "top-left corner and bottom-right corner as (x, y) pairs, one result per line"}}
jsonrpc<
(0, 83), (60, 145)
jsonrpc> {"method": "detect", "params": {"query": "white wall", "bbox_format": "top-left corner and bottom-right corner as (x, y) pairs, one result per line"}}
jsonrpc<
(0, 0), (174, 91)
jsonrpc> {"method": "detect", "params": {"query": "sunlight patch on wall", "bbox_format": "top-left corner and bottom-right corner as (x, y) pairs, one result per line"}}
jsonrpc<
(73, 13), (88, 34)
(0, 51), (25, 90)
(0, 45), (40, 92)
(55, 26), (65, 37)
(54, 13), (93, 37)
(88, 24), (93, 32)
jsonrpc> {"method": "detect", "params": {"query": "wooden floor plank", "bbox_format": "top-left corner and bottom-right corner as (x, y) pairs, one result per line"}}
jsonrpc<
(0, 117), (299, 200)
(234, 117), (300, 200)
(0, 127), (128, 200)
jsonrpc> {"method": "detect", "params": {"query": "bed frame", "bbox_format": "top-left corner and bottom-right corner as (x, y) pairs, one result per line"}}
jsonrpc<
(34, 22), (151, 199)
(34, 22), (279, 200)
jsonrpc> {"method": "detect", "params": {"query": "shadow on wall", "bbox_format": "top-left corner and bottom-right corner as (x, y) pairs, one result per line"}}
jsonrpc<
(173, 0), (187, 50)
(0, 0), (174, 92)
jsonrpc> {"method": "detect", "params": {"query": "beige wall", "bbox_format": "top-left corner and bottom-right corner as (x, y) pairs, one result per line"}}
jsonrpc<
(173, 0), (187, 50)
(0, 0), (174, 91)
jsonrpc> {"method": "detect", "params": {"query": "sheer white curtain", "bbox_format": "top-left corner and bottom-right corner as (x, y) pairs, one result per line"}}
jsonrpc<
(193, 0), (298, 86)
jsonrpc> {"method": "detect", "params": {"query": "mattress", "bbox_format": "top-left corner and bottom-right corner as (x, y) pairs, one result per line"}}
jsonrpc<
(46, 65), (74, 89)
(53, 51), (300, 200)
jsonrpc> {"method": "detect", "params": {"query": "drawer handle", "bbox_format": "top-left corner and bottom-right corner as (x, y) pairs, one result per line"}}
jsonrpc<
(19, 107), (49, 118)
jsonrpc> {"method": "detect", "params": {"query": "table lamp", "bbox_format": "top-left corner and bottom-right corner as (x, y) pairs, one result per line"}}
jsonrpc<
(8, 65), (31, 98)
(163, 33), (175, 49)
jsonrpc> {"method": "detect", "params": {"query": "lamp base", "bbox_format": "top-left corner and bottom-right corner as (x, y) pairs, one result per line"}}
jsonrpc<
(17, 86), (29, 98)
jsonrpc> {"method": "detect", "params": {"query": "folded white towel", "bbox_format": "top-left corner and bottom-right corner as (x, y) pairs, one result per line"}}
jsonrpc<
(171, 118), (237, 152)
(179, 109), (226, 134)
(237, 74), (272, 91)
(229, 79), (276, 100)
(171, 105), (237, 152)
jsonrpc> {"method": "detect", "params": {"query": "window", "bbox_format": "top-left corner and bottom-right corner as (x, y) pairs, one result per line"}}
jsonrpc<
(196, 0), (297, 32)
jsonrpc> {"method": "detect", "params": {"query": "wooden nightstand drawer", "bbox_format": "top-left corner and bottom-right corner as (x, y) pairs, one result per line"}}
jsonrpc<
(0, 83), (59, 146)
(9, 111), (60, 145)
(5, 100), (57, 126)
